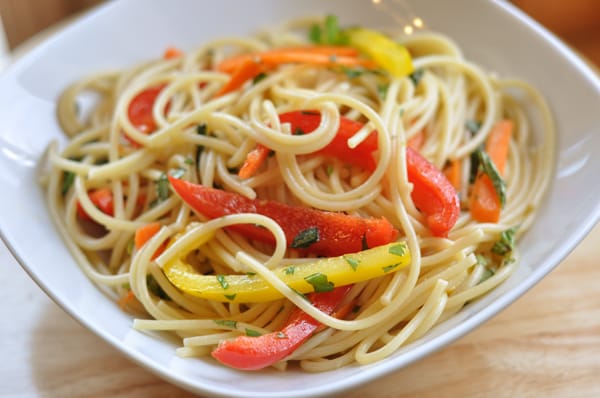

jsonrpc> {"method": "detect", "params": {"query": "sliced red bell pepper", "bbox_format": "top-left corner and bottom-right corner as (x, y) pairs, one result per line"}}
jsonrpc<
(211, 285), (352, 370)
(76, 188), (114, 221)
(406, 147), (460, 237)
(238, 111), (378, 177)
(168, 176), (398, 257)
(238, 111), (460, 237)
(127, 84), (166, 134)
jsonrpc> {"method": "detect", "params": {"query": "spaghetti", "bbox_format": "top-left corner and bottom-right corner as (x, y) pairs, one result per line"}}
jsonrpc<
(41, 16), (555, 371)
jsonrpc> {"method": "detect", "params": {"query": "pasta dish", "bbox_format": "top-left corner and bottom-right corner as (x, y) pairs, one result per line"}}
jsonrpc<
(41, 16), (554, 371)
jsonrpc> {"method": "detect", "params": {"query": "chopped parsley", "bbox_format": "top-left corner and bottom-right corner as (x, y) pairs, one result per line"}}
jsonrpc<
(224, 293), (237, 301)
(184, 157), (194, 165)
(195, 123), (208, 165)
(382, 263), (400, 273)
(304, 272), (334, 293)
(326, 164), (334, 176)
(409, 68), (425, 86)
(388, 243), (406, 257)
(216, 275), (229, 290)
(341, 67), (365, 79)
(377, 83), (389, 100)
(481, 267), (495, 283)
(246, 271), (257, 277)
(214, 319), (237, 329)
(290, 227), (320, 249)
(294, 127), (306, 135)
(343, 255), (360, 271)
(284, 266), (296, 275)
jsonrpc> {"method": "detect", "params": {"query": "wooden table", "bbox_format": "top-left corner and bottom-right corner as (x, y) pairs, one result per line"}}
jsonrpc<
(2, 223), (600, 397)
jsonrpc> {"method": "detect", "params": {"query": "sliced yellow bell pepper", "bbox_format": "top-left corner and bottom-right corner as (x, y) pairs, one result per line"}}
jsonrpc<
(163, 242), (410, 303)
(346, 27), (414, 78)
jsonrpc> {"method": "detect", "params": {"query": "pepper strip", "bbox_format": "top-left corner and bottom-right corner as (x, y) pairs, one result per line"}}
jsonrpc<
(163, 241), (410, 303)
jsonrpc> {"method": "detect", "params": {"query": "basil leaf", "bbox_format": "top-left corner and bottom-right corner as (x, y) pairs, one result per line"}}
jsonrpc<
(291, 227), (320, 249)
(61, 171), (76, 196)
(156, 173), (169, 202)
(382, 263), (400, 273)
(492, 226), (518, 257)
(343, 255), (360, 271)
(465, 119), (481, 135)
(252, 72), (267, 84)
(377, 83), (389, 100)
(214, 319), (237, 329)
(146, 275), (170, 300)
(477, 149), (507, 207)
(409, 68), (425, 86)
(245, 328), (262, 337)
(304, 272), (334, 292)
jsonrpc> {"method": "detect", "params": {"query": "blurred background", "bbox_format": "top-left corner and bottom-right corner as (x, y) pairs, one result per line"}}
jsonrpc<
(0, 0), (599, 67)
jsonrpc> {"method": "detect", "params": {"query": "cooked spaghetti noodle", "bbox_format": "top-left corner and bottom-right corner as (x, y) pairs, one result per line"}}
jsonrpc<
(41, 16), (555, 371)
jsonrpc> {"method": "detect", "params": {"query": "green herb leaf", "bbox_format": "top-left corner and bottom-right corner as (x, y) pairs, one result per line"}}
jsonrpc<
(480, 267), (495, 283)
(492, 226), (518, 257)
(224, 293), (237, 301)
(291, 288), (309, 301)
(465, 120), (481, 135)
(246, 271), (257, 276)
(341, 67), (364, 79)
(284, 266), (296, 275)
(216, 275), (229, 290)
(377, 83), (389, 100)
(309, 23), (322, 44)
(382, 263), (400, 273)
(184, 157), (194, 165)
(294, 127), (306, 135)
(245, 328), (262, 337)
(214, 319), (237, 329)
(304, 272), (334, 293)
(252, 72), (267, 84)
(291, 227), (320, 249)
(343, 255), (360, 271)
(196, 123), (207, 165)
(326, 164), (334, 176)
(475, 254), (489, 267)
(409, 68), (425, 86)
(146, 275), (170, 300)
(61, 171), (76, 196)
(477, 149), (507, 207)
(388, 243), (406, 257)
(156, 173), (169, 202)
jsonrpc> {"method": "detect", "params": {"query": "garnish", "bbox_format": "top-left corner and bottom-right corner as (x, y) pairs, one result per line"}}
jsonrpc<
(290, 227), (320, 249)
(304, 272), (335, 293)
(343, 255), (360, 271)
(214, 319), (238, 329)
(216, 275), (229, 290)
(477, 149), (507, 207)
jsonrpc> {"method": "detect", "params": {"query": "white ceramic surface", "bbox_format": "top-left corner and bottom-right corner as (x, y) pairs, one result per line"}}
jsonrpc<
(1, 1), (599, 397)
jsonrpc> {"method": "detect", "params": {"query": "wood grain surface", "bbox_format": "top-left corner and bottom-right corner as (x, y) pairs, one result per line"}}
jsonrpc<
(1, 3), (600, 397)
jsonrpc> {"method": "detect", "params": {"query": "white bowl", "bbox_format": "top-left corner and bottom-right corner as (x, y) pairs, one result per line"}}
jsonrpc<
(1, 0), (599, 397)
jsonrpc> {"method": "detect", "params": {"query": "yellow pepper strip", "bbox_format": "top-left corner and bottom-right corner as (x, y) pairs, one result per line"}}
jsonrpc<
(345, 27), (414, 78)
(163, 242), (410, 303)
